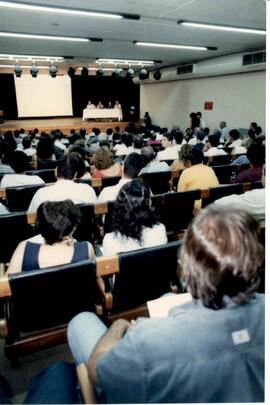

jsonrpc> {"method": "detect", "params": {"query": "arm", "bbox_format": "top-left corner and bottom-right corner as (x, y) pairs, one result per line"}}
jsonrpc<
(7, 241), (26, 274)
(88, 319), (132, 385)
(87, 242), (95, 259)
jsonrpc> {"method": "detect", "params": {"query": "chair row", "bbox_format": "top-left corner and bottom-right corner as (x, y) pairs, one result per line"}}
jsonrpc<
(0, 240), (181, 362)
(0, 180), (262, 266)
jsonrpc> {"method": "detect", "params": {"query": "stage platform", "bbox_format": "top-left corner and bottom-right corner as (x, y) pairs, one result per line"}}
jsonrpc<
(0, 117), (130, 135)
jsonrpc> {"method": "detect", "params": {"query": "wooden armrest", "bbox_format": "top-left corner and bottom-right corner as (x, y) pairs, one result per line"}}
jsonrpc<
(0, 277), (11, 298)
(0, 188), (6, 198)
(76, 363), (97, 404)
(0, 319), (8, 338)
(96, 256), (119, 277)
(27, 212), (37, 224)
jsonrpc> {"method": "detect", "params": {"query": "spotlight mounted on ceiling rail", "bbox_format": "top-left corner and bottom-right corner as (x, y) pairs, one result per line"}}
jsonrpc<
(126, 67), (135, 79)
(81, 67), (88, 77)
(49, 64), (57, 77)
(112, 67), (121, 78)
(14, 64), (22, 77)
(153, 70), (161, 80)
(30, 64), (39, 77)
(68, 66), (76, 78)
(139, 68), (149, 80)
(96, 67), (104, 77)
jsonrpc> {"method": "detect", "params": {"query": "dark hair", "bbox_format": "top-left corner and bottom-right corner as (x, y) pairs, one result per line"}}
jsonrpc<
(22, 136), (32, 149)
(36, 200), (81, 245)
(10, 151), (29, 173)
(57, 152), (85, 179)
(208, 134), (220, 147)
(93, 147), (114, 170)
(179, 144), (193, 162)
(162, 133), (173, 143)
(247, 144), (265, 167)
(196, 131), (206, 141)
(36, 136), (54, 159)
(250, 122), (258, 129)
(141, 146), (155, 164)
(229, 129), (240, 140)
(187, 148), (204, 165)
(133, 135), (144, 149)
(123, 153), (145, 179)
(179, 205), (263, 309)
(174, 131), (184, 145)
(106, 128), (113, 136)
(122, 133), (133, 147)
(112, 180), (158, 243)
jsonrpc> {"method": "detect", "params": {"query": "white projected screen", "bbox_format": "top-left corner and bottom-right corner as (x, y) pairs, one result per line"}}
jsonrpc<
(15, 75), (73, 117)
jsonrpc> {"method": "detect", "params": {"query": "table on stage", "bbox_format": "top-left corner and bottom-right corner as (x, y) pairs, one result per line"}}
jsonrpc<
(82, 108), (122, 121)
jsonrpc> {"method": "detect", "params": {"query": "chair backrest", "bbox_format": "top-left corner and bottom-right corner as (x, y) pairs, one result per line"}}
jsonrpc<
(5, 184), (45, 212)
(201, 183), (244, 207)
(101, 176), (122, 188)
(0, 212), (36, 263)
(112, 241), (181, 311)
(37, 159), (58, 170)
(211, 164), (235, 184)
(208, 154), (232, 166)
(160, 159), (174, 166)
(7, 259), (97, 334)
(152, 189), (201, 236)
(141, 171), (172, 194)
(26, 169), (56, 183)
(74, 203), (97, 243)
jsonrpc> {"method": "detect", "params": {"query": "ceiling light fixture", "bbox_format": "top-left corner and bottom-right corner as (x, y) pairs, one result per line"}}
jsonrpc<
(13, 64), (22, 77)
(30, 64), (39, 77)
(0, 32), (89, 42)
(49, 64), (58, 77)
(178, 21), (266, 35)
(0, 1), (123, 19)
(77, 67), (123, 72)
(0, 53), (64, 61)
(134, 41), (209, 51)
(81, 67), (88, 77)
(0, 64), (57, 69)
(96, 58), (155, 66)
(96, 67), (104, 77)
(139, 68), (149, 80)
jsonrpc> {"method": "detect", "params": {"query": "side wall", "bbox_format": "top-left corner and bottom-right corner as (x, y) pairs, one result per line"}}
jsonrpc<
(140, 71), (266, 132)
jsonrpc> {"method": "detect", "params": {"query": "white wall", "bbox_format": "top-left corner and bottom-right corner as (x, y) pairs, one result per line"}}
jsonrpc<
(140, 71), (266, 132)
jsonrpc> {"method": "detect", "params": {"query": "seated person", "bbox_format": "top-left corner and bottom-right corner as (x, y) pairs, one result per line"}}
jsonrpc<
(92, 147), (122, 178)
(193, 130), (205, 152)
(67, 147), (92, 180)
(234, 143), (265, 183)
(172, 130), (187, 153)
(102, 179), (167, 256)
(68, 205), (264, 403)
(0, 141), (14, 174)
(97, 101), (104, 109)
(140, 146), (170, 174)
(204, 134), (227, 157)
(130, 135), (144, 154)
(107, 101), (113, 109)
(114, 100), (121, 109)
(7, 199), (95, 273)
(0, 151), (44, 188)
(36, 135), (56, 163)
(86, 101), (96, 109)
(114, 133), (133, 157)
(170, 144), (193, 171)
(157, 133), (179, 161)
(225, 129), (242, 148)
(20, 136), (37, 158)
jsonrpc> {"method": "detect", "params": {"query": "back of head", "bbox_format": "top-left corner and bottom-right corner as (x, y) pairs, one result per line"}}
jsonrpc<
(123, 153), (145, 179)
(187, 148), (204, 165)
(57, 152), (85, 179)
(113, 179), (156, 241)
(141, 146), (155, 164)
(196, 130), (206, 142)
(93, 146), (114, 170)
(179, 205), (263, 309)
(123, 133), (133, 147)
(133, 135), (144, 149)
(208, 134), (220, 147)
(22, 136), (32, 149)
(36, 136), (54, 159)
(174, 131), (184, 145)
(247, 144), (265, 167)
(229, 129), (240, 140)
(179, 144), (193, 161)
(10, 151), (29, 173)
(37, 200), (81, 245)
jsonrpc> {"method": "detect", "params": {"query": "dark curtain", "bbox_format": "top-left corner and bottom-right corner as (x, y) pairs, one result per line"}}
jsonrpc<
(0, 74), (18, 120)
(71, 76), (140, 121)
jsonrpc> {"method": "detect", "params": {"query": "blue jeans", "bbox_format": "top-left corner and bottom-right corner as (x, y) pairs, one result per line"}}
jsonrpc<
(67, 312), (107, 365)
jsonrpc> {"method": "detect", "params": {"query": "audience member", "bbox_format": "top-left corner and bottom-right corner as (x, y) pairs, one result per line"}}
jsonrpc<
(140, 146), (170, 174)
(114, 133), (133, 157)
(8, 199), (94, 273)
(28, 153), (97, 212)
(218, 121), (230, 142)
(98, 153), (144, 203)
(92, 147), (122, 178)
(0, 141), (14, 174)
(102, 180), (167, 256)
(36, 135), (56, 161)
(131, 135), (144, 154)
(170, 144), (193, 171)
(68, 205), (264, 403)
(193, 130), (205, 152)
(225, 129), (241, 148)
(204, 134), (227, 157)
(0, 151), (44, 188)
(20, 136), (36, 158)
(67, 149), (91, 180)
(234, 143), (265, 184)
(177, 149), (219, 207)
(157, 133), (178, 160)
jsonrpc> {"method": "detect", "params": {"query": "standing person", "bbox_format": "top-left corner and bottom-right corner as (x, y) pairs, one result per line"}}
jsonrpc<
(189, 112), (200, 131)
(196, 112), (206, 129)
(67, 205), (264, 403)
(219, 121), (230, 142)
(143, 112), (152, 130)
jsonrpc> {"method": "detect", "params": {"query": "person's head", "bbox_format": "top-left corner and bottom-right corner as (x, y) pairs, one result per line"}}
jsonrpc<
(249, 122), (258, 131)
(57, 152), (85, 180)
(36, 200), (81, 245)
(14, 129), (20, 139)
(179, 144), (193, 165)
(22, 136), (32, 150)
(36, 135), (54, 159)
(93, 128), (101, 136)
(186, 148), (204, 166)
(219, 121), (227, 129)
(93, 147), (114, 170)
(19, 128), (25, 135)
(229, 129), (240, 141)
(174, 131), (184, 145)
(179, 205), (263, 309)
(122, 133), (133, 147)
(79, 128), (86, 138)
(10, 151), (29, 173)
(112, 179), (157, 242)
(196, 111), (202, 118)
(123, 153), (145, 179)
(196, 130), (206, 142)
(141, 146), (155, 165)
(161, 133), (173, 149)
(208, 134), (221, 148)
(255, 126), (263, 136)
(133, 135), (144, 150)
(144, 112), (149, 117)
(246, 144), (265, 168)
(106, 128), (113, 136)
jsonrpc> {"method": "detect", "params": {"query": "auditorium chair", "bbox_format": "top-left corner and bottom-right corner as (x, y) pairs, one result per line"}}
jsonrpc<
(73, 203), (99, 244)
(96, 240), (182, 319)
(211, 164), (235, 184)
(140, 171), (172, 194)
(207, 154), (232, 166)
(5, 183), (45, 212)
(26, 168), (56, 183)
(36, 159), (58, 170)
(201, 182), (244, 207)
(0, 259), (102, 363)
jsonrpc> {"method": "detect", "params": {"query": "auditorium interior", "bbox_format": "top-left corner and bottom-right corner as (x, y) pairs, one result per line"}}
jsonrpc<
(0, 0), (267, 403)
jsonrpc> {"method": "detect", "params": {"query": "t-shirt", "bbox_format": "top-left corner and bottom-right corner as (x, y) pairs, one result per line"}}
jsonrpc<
(1, 174), (44, 188)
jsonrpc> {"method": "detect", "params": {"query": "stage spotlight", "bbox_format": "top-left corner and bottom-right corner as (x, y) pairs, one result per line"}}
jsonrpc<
(49, 64), (57, 77)
(139, 68), (149, 80)
(126, 67), (134, 78)
(153, 70), (161, 80)
(30, 64), (39, 77)
(96, 67), (104, 77)
(81, 67), (88, 77)
(14, 64), (22, 77)
(112, 67), (121, 78)
(68, 66), (76, 78)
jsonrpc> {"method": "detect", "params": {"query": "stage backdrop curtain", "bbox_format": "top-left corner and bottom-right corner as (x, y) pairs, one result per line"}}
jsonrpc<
(71, 76), (140, 121)
(0, 74), (18, 119)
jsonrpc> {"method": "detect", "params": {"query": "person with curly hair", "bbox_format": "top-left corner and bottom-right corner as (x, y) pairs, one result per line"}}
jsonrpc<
(170, 143), (193, 172)
(92, 146), (122, 178)
(102, 179), (167, 256)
